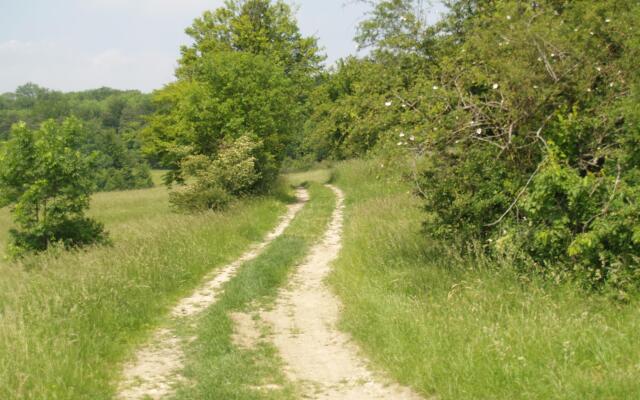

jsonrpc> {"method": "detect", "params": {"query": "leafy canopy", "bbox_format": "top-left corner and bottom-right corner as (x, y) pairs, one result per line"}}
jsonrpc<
(144, 0), (323, 197)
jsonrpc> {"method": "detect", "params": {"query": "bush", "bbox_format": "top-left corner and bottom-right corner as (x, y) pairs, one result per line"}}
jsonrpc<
(0, 118), (108, 256)
(413, 0), (640, 291)
(169, 136), (261, 212)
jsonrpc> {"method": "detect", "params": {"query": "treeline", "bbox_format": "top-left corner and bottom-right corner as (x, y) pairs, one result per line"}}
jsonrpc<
(301, 0), (640, 293)
(0, 84), (154, 191)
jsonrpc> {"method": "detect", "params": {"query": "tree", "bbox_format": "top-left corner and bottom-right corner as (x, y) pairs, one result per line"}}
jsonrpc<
(144, 50), (296, 190)
(0, 118), (107, 256)
(144, 0), (323, 197)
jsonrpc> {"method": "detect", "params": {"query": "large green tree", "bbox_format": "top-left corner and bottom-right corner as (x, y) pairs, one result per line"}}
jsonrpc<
(144, 0), (323, 193)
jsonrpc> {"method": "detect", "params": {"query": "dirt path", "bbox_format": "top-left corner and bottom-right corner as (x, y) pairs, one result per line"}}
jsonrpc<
(262, 185), (423, 400)
(116, 189), (308, 400)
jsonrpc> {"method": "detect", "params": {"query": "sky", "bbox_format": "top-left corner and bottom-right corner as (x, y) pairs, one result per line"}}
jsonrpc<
(0, 0), (444, 93)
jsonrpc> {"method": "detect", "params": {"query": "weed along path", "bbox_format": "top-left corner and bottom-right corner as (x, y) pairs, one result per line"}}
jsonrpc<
(116, 188), (308, 400)
(261, 185), (423, 400)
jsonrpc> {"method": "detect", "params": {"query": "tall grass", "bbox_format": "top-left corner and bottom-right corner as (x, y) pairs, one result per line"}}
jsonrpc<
(330, 159), (640, 399)
(0, 182), (288, 399)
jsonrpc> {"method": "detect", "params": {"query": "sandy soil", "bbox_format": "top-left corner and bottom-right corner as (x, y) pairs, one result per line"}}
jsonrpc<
(116, 189), (308, 400)
(260, 185), (423, 400)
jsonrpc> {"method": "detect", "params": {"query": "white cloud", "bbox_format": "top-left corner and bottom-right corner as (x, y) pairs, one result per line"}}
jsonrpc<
(0, 39), (177, 93)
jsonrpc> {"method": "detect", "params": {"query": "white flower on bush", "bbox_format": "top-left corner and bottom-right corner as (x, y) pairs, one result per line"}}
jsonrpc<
(432, 85), (439, 90)
(385, 101), (392, 107)
(476, 128), (483, 134)
(399, 132), (405, 138)
(409, 135), (415, 141)
(492, 83), (499, 89)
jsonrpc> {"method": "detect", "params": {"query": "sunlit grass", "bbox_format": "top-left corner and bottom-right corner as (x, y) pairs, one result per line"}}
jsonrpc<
(0, 181), (289, 399)
(285, 168), (332, 187)
(331, 159), (640, 400)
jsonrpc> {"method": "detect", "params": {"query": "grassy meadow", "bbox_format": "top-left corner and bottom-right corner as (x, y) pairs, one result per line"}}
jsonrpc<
(0, 173), (290, 399)
(330, 159), (640, 400)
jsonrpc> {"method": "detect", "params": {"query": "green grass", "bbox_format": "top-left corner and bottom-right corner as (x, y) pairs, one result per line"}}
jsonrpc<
(284, 168), (332, 187)
(330, 159), (640, 400)
(170, 180), (336, 400)
(0, 183), (289, 399)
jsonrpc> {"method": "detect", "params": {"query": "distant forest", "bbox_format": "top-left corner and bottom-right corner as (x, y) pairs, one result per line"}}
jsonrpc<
(0, 83), (154, 191)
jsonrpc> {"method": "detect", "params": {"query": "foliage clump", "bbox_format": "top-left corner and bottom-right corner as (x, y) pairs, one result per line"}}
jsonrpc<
(169, 136), (261, 212)
(0, 118), (108, 256)
(303, 0), (640, 292)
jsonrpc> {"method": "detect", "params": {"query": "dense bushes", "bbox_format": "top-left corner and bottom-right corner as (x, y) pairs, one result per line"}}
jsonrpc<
(0, 118), (108, 256)
(415, 0), (640, 291)
(303, 0), (640, 291)
(169, 136), (261, 211)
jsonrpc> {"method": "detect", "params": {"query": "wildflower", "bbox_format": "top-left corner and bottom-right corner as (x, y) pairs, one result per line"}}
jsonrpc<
(432, 85), (439, 90)
(409, 135), (415, 141)
(397, 141), (403, 146)
(605, 18), (611, 23)
(492, 83), (499, 90)
(399, 132), (405, 138)
(590, 31), (594, 36)
(596, 67), (602, 72)
(533, 85), (539, 89)
(587, 88), (592, 92)
(476, 128), (482, 134)
(506, 15), (511, 20)
(385, 101), (392, 107)
(537, 57), (543, 62)
(550, 53), (555, 58)
(609, 82), (614, 87)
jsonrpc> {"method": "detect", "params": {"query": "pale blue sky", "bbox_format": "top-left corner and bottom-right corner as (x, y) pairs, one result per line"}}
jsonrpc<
(0, 0), (444, 93)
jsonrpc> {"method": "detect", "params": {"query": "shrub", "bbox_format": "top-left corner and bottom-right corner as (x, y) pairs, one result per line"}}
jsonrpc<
(0, 118), (108, 256)
(169, 136), (261, 212)
(413, 0), (640, 291)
